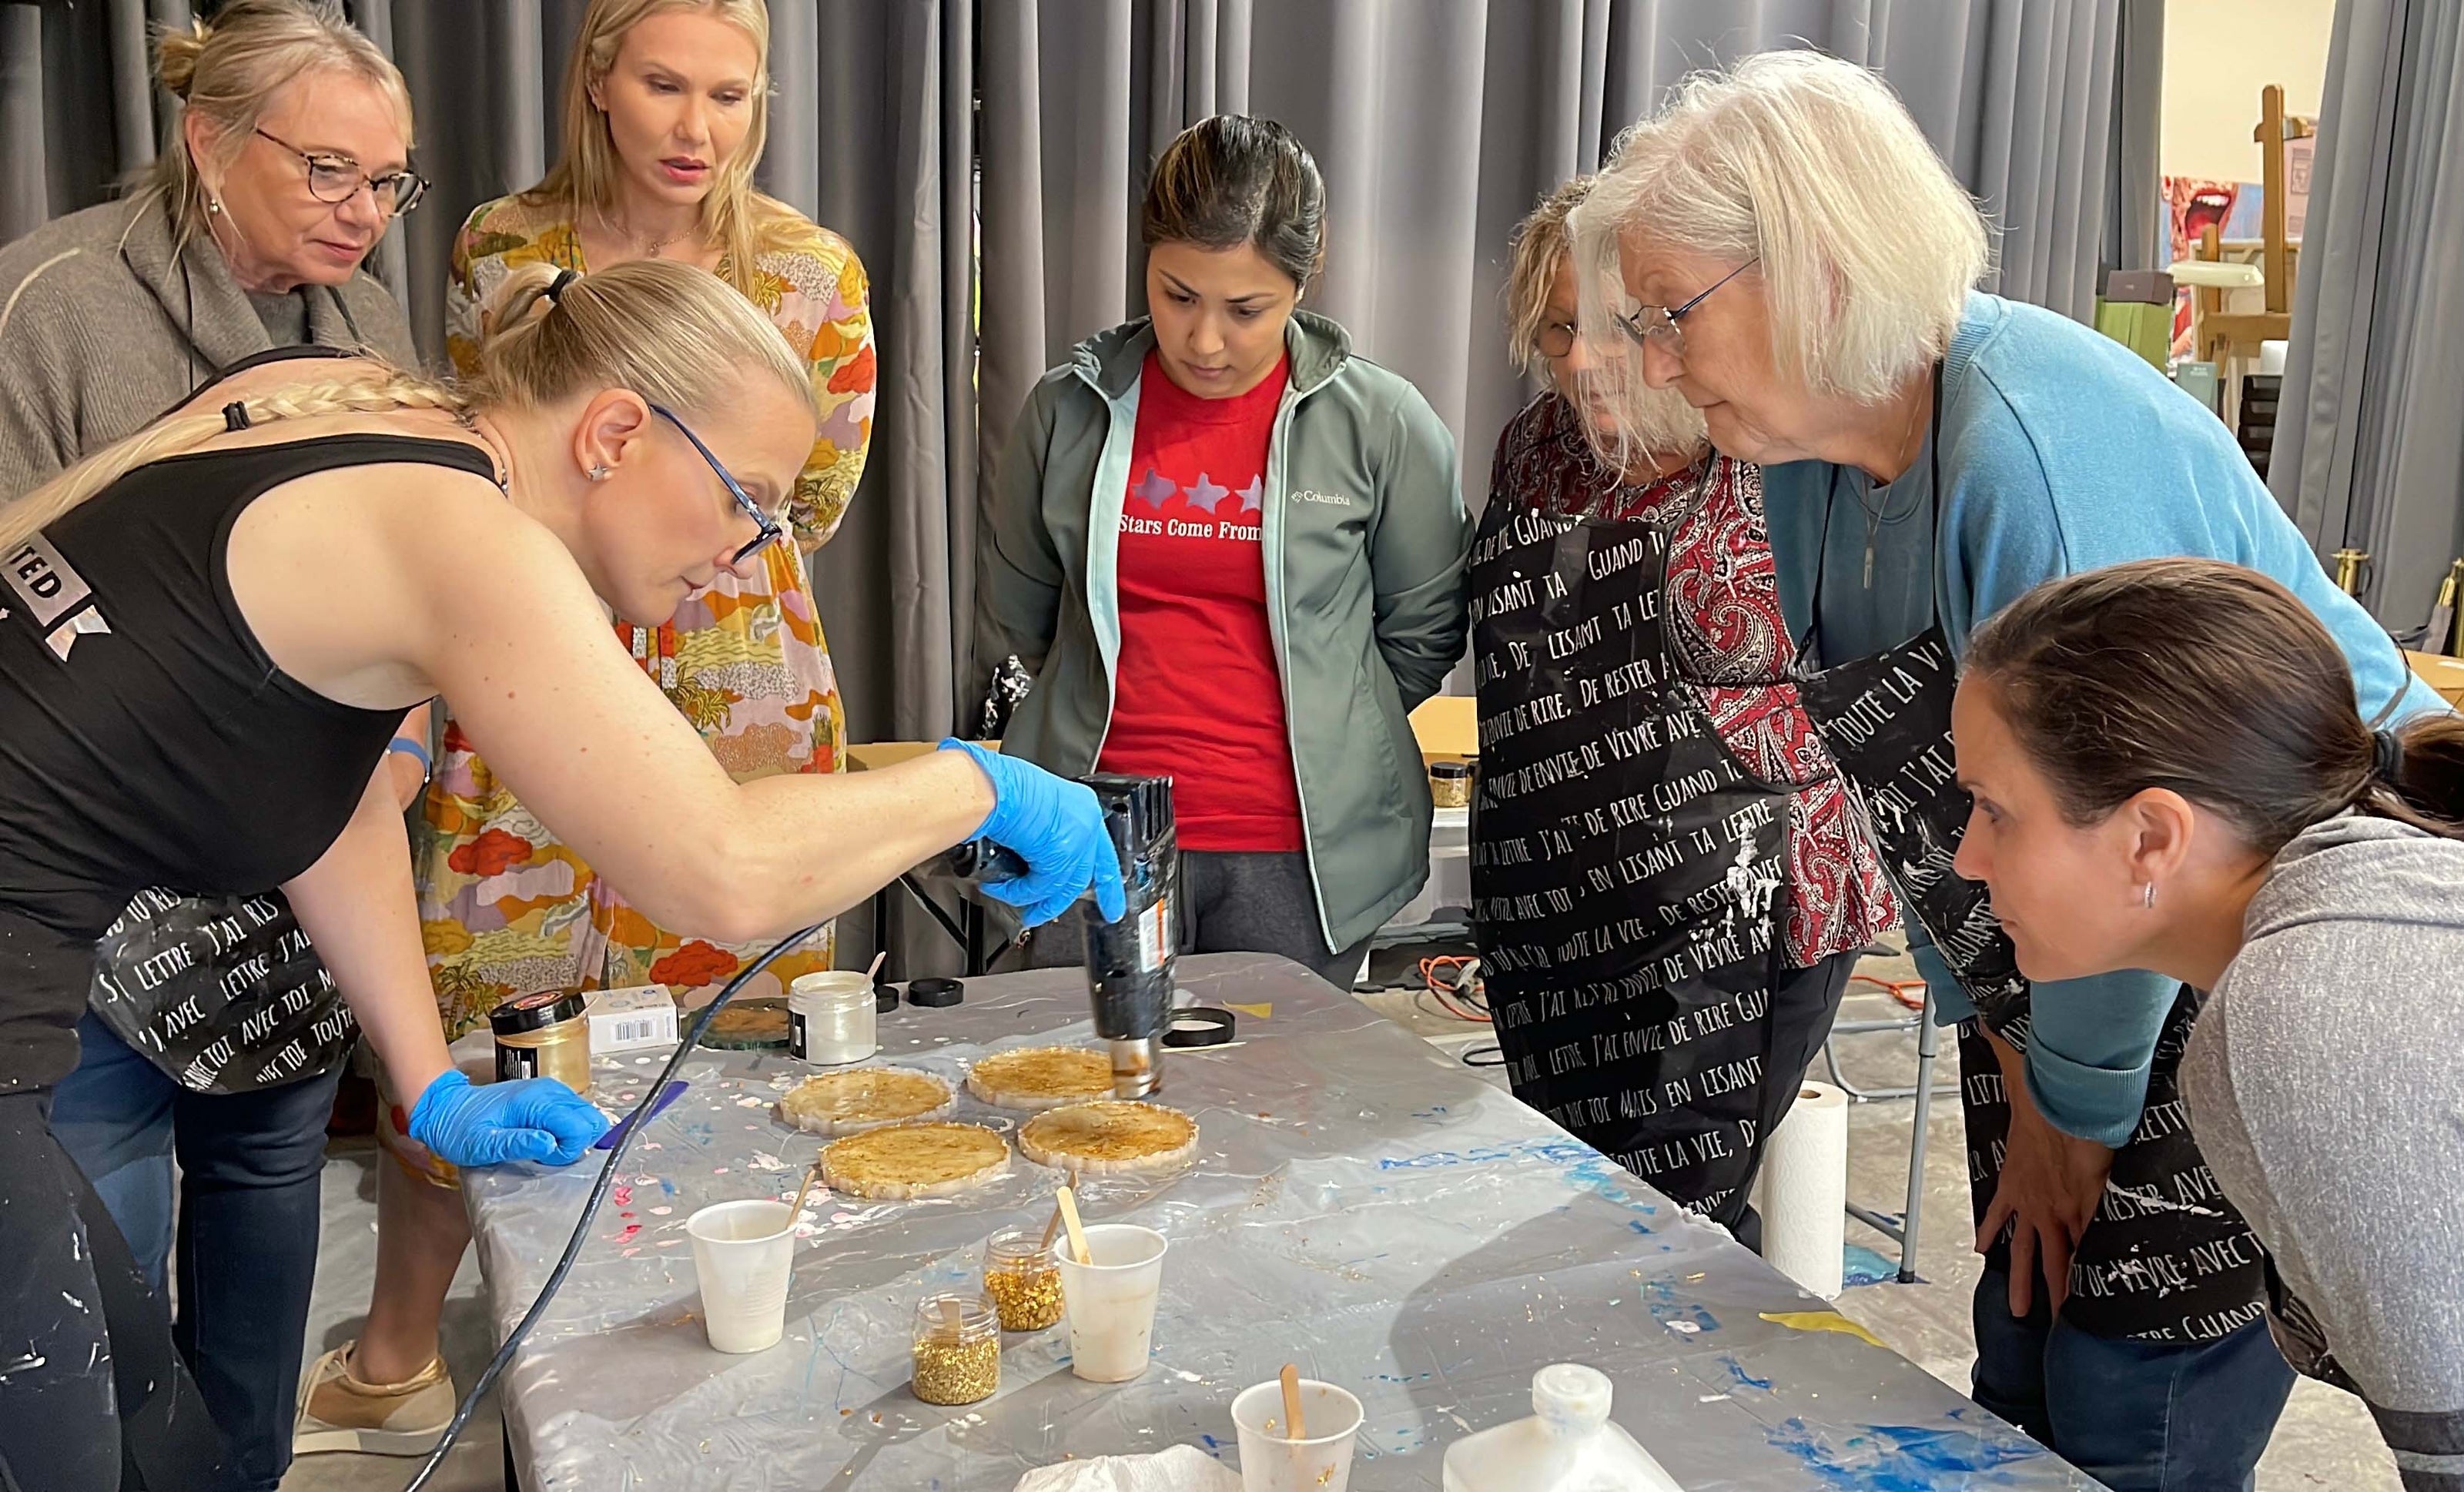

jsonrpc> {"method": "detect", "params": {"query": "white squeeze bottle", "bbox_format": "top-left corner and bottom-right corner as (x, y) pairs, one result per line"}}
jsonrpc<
(1441, 1364), (1684, 1492)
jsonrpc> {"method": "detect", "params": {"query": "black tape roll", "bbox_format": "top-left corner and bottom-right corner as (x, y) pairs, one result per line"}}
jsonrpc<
(906, 977), (965, 1008)
(1160, 1006), (1236, 1047)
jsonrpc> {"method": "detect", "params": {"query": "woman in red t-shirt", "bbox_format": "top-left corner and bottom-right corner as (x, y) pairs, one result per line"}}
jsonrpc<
(977, 116), (1471, 985)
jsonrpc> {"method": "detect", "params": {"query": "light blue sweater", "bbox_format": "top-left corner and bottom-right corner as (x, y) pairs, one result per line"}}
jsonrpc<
(1761, 292), (2448, 1146)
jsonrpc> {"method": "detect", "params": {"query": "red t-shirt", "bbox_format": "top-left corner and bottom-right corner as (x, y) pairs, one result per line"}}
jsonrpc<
(1096, 351), (1302, 851)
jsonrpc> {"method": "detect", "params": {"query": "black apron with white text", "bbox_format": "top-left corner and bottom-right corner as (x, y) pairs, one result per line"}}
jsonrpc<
(1471, 496), (1796, 1219)
(1789, 371), (2268, 1340)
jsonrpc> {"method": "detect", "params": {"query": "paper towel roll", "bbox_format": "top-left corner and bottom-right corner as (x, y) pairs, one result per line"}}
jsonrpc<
(1759, 1081), (1849, 1299)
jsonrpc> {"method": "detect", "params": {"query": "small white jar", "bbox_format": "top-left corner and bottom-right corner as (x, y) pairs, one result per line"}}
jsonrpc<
(788, 971), (877, 1065)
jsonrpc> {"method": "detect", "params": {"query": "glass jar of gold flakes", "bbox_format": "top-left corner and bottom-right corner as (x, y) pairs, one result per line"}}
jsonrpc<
(984, 1227), (1064, 1332)
(912, 1293), (1000, 1406)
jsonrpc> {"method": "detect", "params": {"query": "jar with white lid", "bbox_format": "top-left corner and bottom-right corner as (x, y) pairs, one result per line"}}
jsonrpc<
(788, 971), (876, 1064)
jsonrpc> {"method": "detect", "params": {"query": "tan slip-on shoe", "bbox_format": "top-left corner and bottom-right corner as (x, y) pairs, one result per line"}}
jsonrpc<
(293, 1341), (457, 1456)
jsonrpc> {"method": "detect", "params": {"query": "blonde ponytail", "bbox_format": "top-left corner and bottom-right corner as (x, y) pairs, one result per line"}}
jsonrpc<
(0, 366), (459, 556)
(465, 259), (815, 423)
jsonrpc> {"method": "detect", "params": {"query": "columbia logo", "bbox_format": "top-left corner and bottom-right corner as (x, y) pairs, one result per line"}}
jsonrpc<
(1288, 489), (1355, 507)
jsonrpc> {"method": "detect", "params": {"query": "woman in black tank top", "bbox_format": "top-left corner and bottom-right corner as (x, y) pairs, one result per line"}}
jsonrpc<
(0, 260), (1122, 1489)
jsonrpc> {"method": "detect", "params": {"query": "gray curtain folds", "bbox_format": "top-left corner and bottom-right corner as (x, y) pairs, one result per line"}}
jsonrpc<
(2272, 0), (2464, 631)
(973, 0), (2154, 558)
(2, 0), (2171, 975)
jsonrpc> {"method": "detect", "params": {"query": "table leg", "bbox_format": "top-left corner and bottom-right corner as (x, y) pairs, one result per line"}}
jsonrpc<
(1899, 989), (1939, 1283)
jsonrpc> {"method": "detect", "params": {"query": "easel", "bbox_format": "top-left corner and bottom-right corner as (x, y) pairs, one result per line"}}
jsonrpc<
(2181, 85), (2315, 426)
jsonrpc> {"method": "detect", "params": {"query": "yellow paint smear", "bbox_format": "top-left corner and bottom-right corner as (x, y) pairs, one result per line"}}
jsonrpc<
(1759, 1310), (1886, 1350)
(1222, 1002), (1272, 1019)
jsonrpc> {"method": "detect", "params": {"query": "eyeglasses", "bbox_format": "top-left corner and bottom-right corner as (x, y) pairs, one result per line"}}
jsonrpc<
(1614, 257), (1759, 357)
(650, 403), (784, 565)
(252, 128), (429, 216)
(1535, 319), (1581, 360)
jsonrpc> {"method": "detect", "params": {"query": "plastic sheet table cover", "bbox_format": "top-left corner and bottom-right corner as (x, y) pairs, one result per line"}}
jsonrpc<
(462, 954), (2092, 1490)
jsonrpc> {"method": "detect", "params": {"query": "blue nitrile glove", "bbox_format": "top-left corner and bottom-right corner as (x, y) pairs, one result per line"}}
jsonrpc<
(938, 738), (1128, 926)
(407, 1070), (609, 1167)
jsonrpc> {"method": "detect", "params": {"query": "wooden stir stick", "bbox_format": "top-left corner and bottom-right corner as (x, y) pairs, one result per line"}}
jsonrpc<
(1039, 1168), (1083, 1253)
(1280, 1363), (1306, 1440)
(1054, 1184), (1092, 1266)
(787, 1159), (825, 1223)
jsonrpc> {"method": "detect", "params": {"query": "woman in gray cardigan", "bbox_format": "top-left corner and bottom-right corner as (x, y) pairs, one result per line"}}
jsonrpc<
(0, 5), (427, 1487)
(975, 116), (1470, 987)
(1951, 558), (2464, 1492)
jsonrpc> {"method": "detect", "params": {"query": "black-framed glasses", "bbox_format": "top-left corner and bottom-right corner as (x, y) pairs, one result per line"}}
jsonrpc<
(1615, 256), (1759, 356)
(253, 127), (428, 216)
(650, 403), (783, 565)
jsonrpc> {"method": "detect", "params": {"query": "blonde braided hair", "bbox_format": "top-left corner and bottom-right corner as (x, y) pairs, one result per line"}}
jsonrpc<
(0, 366), (464, 556)
(0, 257), (813, 557)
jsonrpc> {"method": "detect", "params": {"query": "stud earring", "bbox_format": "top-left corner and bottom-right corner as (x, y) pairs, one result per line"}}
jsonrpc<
(588, 464), (610, 482)
(2141, 882), (2157, 910)
(207, 196), (224, 216)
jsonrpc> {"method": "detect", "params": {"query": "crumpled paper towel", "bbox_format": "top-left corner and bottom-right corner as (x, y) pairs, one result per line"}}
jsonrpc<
(1012, 1443), (1242, 1492)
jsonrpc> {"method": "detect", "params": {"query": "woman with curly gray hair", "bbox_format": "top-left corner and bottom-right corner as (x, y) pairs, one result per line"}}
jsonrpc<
(1572, 49), (2447, 1490)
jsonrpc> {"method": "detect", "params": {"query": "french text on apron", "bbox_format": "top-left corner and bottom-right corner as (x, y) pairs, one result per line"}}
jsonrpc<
(1789, 368), (2267, 1340)
(1471, 448), (1801, 1218)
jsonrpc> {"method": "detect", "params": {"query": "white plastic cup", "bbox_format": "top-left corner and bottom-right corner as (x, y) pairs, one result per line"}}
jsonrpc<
(1051, 1223), (1167, 1382)
(686, 1199), (796, 1353)
(1231, 1377), (1364, 1492)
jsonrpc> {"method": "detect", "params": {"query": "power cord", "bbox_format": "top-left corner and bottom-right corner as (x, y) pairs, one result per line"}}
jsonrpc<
(403, 922), (828, 1490)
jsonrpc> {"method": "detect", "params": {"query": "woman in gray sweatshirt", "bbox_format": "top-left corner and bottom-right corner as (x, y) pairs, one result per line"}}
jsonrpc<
(1946, 556), (2464, 1492)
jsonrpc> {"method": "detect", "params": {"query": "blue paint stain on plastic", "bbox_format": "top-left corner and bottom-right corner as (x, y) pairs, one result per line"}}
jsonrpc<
(1764, 1409), (2046, 1490)
(1723, 1356), (1773, 1391)
(1843, 1243), (1898, 1288)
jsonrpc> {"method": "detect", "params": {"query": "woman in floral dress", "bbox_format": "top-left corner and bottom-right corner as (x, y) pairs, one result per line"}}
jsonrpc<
(295, 0), (875, 1457)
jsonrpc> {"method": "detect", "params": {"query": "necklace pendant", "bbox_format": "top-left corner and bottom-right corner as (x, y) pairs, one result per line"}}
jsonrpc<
(1863, 540), (1876, 589)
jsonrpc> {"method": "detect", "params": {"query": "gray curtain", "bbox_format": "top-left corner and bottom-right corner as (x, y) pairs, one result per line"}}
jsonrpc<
(2271, 0), (2464, 631)
(973, 0), (2158, 580)
(3, 0), (2160, 969)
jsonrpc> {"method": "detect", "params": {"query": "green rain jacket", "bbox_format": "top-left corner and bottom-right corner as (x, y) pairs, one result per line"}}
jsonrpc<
(973, 311), (1471, 953)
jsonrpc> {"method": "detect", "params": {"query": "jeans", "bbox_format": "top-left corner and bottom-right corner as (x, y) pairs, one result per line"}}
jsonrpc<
(1971, 1267), (2295, 1491)
(49, 1012), (343, 1492)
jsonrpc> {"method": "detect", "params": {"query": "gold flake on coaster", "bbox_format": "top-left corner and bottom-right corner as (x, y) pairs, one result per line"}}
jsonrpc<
(821, 1122), (1010, 1199)
(776, 1067), (953, 1136)
(965, 1045), (1116, 1111)
(1017, 1101), (1198, 1176)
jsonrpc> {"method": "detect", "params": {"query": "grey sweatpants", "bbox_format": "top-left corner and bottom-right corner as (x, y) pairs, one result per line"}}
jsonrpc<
(1027, 850), (1371, 988)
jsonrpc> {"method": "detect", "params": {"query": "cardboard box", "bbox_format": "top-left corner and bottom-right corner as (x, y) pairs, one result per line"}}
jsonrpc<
(586, 985), (678, 1053)
(2406, 651), (2464, 708)
(846, 741), (942, 771)
(1411, 694), (1476, 765)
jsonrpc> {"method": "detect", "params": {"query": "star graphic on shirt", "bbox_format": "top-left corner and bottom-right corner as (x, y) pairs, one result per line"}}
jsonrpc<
(1131, 468), (1177, 510)
(1232, 477), (1264, 517)
(1184, 473), (1229, 514)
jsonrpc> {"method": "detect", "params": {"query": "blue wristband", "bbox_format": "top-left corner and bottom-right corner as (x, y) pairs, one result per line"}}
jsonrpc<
(387, 735), (433, 776)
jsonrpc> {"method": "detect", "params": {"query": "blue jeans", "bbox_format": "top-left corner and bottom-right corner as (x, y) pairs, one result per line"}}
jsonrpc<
(1970, 1268), (2295, 1492)
(49, 1012), (343, 1492)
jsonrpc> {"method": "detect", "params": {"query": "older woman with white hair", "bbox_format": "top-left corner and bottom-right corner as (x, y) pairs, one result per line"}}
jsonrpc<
(1473, 174), (1895, 1247)
(1572, 48), (2447, 1492)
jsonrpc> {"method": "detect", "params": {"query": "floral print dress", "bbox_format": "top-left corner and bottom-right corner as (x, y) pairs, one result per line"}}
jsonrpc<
(420, 196), (875, 1036)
